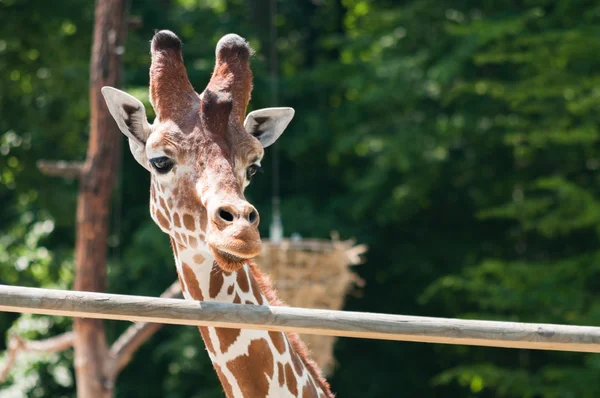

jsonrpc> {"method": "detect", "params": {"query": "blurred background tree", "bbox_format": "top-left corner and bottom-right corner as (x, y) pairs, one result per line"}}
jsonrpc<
(2, 0), (600, 397)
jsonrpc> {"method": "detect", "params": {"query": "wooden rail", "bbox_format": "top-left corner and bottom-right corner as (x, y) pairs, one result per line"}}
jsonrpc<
(1, 285), (600, 353)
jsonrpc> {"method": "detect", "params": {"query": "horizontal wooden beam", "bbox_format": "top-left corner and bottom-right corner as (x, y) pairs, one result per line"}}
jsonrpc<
(1, 284), (599, 353)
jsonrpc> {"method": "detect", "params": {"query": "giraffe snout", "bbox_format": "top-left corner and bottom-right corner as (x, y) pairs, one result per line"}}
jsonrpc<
(206, 201), (262, 272)
(214, 203), (259, 228)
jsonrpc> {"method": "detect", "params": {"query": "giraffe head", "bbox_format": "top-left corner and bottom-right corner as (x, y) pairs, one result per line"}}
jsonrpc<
(101, 30), (294, 272)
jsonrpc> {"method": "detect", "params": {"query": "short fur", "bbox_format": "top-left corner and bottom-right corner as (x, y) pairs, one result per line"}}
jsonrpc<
(207, 34), (254, 125)
(149, 29), (199, 121)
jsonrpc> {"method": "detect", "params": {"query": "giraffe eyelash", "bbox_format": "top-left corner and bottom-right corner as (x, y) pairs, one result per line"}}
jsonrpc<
(246, 164), (263, 180)
(150, 156), (175, 174)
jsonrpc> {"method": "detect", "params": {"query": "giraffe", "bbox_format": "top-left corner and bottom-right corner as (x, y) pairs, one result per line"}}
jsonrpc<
(101, 30), (334, 397)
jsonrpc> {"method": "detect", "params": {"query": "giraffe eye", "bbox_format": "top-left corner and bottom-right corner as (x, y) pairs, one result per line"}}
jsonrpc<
(246, 164), (263, 180)
(150, 156), (174, 174)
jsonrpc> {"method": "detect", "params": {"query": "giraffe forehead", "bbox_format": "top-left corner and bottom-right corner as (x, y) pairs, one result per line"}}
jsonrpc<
(236, 137), (264, 163)
(194, 130), (264, 163)
(149, 115), (264, 166)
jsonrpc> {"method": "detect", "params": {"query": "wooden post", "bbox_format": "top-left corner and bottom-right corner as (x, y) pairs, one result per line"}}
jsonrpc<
(73, 0), (128, 396)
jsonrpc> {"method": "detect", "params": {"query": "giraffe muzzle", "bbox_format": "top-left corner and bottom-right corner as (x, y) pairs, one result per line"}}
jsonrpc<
(205, 202), (262, 272)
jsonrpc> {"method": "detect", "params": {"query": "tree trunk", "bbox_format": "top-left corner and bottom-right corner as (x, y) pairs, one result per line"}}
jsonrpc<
(73, 0), (128, 397)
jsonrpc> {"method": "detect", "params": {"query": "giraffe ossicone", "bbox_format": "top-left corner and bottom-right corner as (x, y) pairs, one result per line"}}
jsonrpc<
(102, 30), (333, 397)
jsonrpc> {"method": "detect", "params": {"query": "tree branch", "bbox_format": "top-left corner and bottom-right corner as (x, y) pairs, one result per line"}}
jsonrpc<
(110, 280), (182, 373)
(128, 15), (143, 30)
(0, 331), (75, 383)
(37, 160), (84, 178)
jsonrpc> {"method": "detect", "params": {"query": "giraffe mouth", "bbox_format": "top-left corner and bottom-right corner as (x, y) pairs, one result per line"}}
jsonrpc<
(205, 219), (262, 272)
(209, 246), (252, 272)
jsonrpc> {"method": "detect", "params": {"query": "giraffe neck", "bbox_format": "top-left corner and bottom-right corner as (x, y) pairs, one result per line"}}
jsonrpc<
(169, 238), (331, 398)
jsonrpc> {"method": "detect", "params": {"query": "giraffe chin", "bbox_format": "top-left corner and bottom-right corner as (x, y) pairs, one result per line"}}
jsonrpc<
(209, 246), (252, 273)
(206, 228), (262, 272)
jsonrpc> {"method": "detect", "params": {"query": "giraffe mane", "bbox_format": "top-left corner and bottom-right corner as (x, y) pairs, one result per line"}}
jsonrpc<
(247, 261), (335, 398)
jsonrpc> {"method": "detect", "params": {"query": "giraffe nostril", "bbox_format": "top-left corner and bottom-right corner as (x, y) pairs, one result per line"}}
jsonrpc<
(218, 209), (235, 222)
(248, 210), (258, 224)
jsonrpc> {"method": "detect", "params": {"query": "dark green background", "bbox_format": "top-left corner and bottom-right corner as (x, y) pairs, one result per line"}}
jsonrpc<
(2, 0), (600, 396)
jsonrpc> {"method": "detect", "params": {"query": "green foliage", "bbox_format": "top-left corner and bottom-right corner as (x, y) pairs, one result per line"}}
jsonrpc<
(3, 0), (600, 396)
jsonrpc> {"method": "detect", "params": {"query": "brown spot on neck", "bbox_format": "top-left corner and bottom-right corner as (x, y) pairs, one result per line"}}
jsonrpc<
(248, 272), (264, 305)
(277, 362), (285, 387)
(215, 327), (241, 354)
(198, 327), (216, 355)
(284, 363), (298, 395)
(214, 364), (234, 397)
(209, 264), (225, 299)
(236, 268), (250, 293)
(233, 293), (241, 303)
(173, 213), (181, 228)
(226, 338), (274, 398)
(181, 263), (203, 301)
(269, 331), (286, 355)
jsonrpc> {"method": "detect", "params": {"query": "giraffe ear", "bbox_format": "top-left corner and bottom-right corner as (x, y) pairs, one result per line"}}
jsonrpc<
(244, 107), (294, 148)
(101, 86), (151, 146)
(101, 86), (152, 169)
